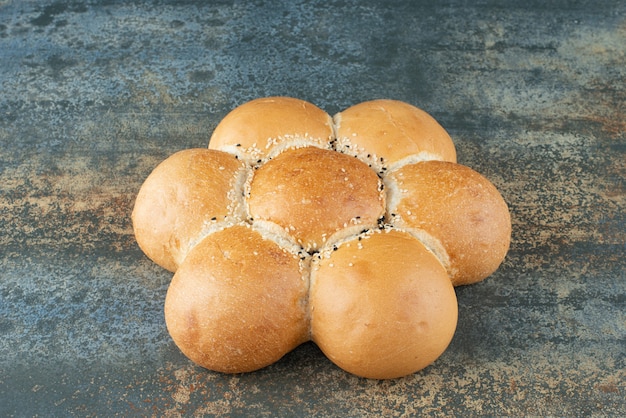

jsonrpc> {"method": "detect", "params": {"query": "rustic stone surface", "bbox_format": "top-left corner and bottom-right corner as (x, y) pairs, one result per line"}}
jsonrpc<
(0, 0), (624, 416)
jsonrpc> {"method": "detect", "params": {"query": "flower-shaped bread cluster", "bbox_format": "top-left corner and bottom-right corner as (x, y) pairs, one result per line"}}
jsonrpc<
(132, 97), (511, 379)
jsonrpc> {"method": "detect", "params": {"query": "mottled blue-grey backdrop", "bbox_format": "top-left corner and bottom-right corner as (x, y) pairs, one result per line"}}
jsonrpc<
(1, 0), (624, 416)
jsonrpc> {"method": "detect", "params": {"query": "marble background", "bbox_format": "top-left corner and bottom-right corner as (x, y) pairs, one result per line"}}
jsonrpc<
(1, 0), (624, 416)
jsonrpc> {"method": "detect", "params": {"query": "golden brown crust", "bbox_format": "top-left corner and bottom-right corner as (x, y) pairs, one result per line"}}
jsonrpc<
(386, 161), (511, 286)
(247, 146), (386, 252)
(310, 229), (458, 379)
(334, 99), (457, 172)
(133, 97), (511, 378)
(131, 148), (247, 272)
(164, 224), (309, 374)
(209, 96), (334, 164)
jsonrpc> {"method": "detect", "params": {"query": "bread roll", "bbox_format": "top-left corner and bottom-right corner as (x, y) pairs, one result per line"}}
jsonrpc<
(132, 97), (511, 378)
(132, 149), (247, 272)
(310, 229), (458, 379)
(247, 146), (386, 252)
(386, 161), (511, 286)
(164, 224), (309, 374)
(334, 99), (457, 173)
(209, 96), (334, 164)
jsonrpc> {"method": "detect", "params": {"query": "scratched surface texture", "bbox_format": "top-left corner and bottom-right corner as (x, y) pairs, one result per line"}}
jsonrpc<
(0, 0), (624, 416)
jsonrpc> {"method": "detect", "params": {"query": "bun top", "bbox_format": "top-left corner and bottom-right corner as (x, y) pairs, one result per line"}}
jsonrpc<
(386, 161), (511, 286)
(310, 228), (458, 379)
(132, 148), (247, 272)
(164, 224), (309, 374)
(209, 96), (334, 164)
(248, 146), (385, 252)
(334, 99), (457, 173)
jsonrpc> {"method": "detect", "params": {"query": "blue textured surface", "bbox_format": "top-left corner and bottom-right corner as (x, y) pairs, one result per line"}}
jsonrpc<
(1, 0), (624, 416)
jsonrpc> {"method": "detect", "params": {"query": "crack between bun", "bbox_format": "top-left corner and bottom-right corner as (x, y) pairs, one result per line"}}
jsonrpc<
(264, 136), (332, 162)
(250, 219), (312, 336)
(184, 162), (252, 258)
(398, 226), (451, 273)
(312, 224), (451, 275)
(250, 219), (306, 255)
(385, 152), (447, 174)
(382, 171), (452, 273)
(219, 135), (335, 167)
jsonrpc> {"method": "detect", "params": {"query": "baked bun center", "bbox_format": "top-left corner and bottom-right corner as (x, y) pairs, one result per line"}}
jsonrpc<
(247, 146), (386, 252)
